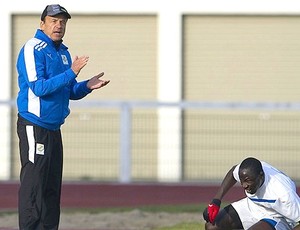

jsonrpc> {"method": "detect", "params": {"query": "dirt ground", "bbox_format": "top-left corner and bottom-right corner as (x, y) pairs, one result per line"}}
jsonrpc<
(0, 209), (204, 230)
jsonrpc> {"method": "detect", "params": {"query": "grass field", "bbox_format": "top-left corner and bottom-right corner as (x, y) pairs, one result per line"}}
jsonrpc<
(131, 204), (206, 230)
(156, 223), (204, 230)
(60, 203), (207, 214)
(62, 203), (207, 230)
(0, 204), (208, 229)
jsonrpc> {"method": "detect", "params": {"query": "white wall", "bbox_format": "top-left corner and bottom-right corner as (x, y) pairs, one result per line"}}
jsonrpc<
(1, 0), (300, 180)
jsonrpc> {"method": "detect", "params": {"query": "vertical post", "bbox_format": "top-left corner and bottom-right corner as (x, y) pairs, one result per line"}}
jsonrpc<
(157, 10), (183, 181)
(0, 9), (12, 180)
(119, 102), (131, 183)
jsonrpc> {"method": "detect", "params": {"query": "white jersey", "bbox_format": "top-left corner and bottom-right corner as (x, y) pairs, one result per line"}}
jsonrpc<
(233, 161), (300, 224)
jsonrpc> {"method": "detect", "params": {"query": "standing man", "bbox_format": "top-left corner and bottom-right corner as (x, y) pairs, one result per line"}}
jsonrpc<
(203, 157), (300, 230)
(16, 4), (110, 229)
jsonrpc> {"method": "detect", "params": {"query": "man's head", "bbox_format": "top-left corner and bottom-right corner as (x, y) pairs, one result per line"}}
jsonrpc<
(41, 4), (71, 21)
(40, 4), (71, 42)
(238, 157), (264, 194)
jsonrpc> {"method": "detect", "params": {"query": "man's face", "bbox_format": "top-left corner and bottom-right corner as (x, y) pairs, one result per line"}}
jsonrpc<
(40, 14), (68, 42)
(239, 169), (264, 194)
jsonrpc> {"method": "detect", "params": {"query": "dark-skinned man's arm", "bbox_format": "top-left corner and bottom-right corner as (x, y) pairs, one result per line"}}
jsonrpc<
(203, 165), (238, 223)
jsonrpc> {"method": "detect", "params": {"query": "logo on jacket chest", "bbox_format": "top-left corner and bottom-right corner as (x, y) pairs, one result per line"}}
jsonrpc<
(61, 55), (69, 65)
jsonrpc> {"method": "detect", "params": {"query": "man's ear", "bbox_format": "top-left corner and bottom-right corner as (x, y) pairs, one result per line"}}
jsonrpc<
(40, 21), (45, 30)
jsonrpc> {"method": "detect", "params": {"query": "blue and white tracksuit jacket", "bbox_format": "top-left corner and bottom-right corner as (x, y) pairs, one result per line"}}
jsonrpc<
(17, 29), (92, 130)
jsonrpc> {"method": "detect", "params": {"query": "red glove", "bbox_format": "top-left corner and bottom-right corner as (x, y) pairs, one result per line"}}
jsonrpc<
(207, 199), (221, 223)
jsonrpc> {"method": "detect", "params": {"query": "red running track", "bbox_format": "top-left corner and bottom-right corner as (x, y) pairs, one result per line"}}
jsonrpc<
(1, 181), (299, 210)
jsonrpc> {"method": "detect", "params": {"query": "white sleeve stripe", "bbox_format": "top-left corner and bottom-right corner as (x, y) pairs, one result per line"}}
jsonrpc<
(24, 39), (39, 82)
(24, 38), (41, 117)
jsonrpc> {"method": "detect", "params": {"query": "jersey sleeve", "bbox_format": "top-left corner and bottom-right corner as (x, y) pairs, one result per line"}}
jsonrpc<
(69, 80), (92, 100)
(274, 191), (300, 222)
(21, 38), (76, 97)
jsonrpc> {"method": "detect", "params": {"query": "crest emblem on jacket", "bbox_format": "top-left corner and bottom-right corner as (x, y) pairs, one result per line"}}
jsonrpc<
(61, 55), (69, 65)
